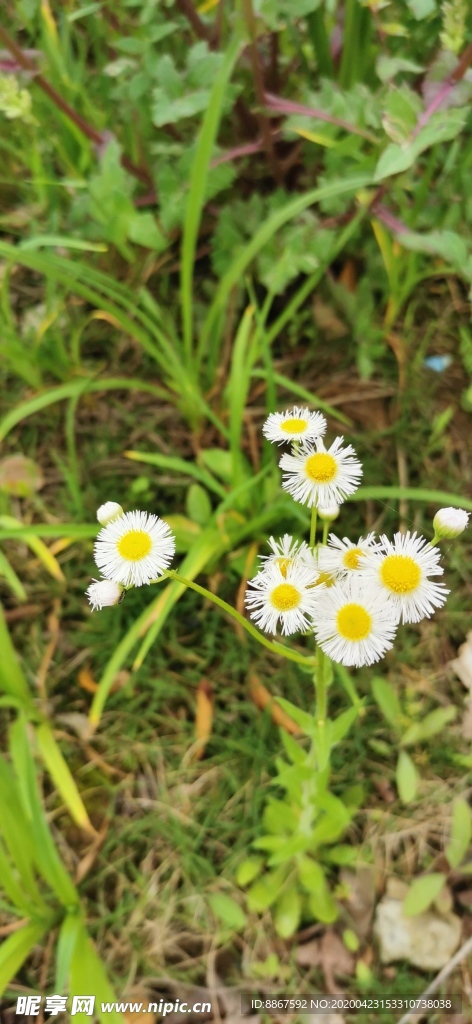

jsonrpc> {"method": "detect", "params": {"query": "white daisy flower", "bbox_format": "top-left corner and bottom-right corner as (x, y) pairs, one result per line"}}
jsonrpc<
(94, 509), (175, 587)
(97, 501), (124, 525)
(86, 578), (124, 611)
(245, 562), (323, 636)
(279, 437), (362, 508)
(433, 507), (470, 540)
(313, 578), (398, 667)
(318, 533), (379, 578)
(262, 406), (327, 445)
(257, 534), (317, 580)
(362, 531), (449, 624)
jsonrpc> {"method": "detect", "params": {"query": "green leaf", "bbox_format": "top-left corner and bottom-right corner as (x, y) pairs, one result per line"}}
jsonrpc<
(396, 750), (419, 804)
(69, 920), (124, 1024)
(198, 449), (233, 483)
(127, 212), (166, 252)
(56, 912), (81, 992)
(307, 886), (338, 924)
(186, 484), (212, 526)
(236, 857), (263, 887)
(445, 799), (472, 870)
(246, 868), (287, 912)
(324, 845), (357, 865)
(374, 108), (467, 182)
(403, 873), (446, 917)
(274, 886), (301, 938)
(0, 605), (33, 707)
(371, 677), (402, 729)
(279, 729), (306, 765)
(36, 723), (94, 834)
(331, 706), (360, 744)
(208, 893), (246, 931)
(124, 449), (226, 498)
(399, 229), (470, 274)
(275, 698), (315, 736)
(351, 486), (472, 511)
(0, 920), (50, 995)
(401, 706), (457, 746)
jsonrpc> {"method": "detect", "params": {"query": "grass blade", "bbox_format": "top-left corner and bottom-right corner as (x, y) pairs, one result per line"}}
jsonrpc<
(70, 919), (125, 1024)
(0, 920), (51, 995)
(181, 34), (242, 361)
(0, 549), (27, 601)
(36, 723), (95, 835)
(0, 604), (33, 707)
(351, 487), (472, 511)
(124, 450), (227, 498)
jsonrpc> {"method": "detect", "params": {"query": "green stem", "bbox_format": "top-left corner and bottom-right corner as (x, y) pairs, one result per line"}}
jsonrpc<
(310, 506), (318, 548)
(431, 533), (440, 546)
(315, 646), (328, 723)
(322, 519), (329, 545)
(165, 570), (314, 667)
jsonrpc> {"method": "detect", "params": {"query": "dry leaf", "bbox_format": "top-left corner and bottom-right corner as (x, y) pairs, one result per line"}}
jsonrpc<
(78, 667), (98, 693)
(312, 298), (348, 340)
(296, 931), (354, 994)
(461, 701), (472, 740)
(249, 675), (301, 735)
(450, 632), (472, 691)
(0, 454), (44, 497)
(340, 865), (376, 939)
(193, 679), (214, 761)
(56, 713), (94, 741)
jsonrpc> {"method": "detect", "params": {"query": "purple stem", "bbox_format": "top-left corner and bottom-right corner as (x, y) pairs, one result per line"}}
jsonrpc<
(263, 91), (378, 143)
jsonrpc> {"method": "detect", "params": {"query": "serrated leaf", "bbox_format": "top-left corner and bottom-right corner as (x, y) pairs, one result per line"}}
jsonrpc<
(403, 873), (446, 917)
(371, 677), (402, 729)
(396, 750), (419, 804)
(446, 799), (472, 869)
(208, 893), (246, 931)
(374, 108), (467, 181)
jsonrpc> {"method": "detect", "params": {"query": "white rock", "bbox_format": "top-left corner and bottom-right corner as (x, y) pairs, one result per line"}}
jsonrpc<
(374, 896), (461, 970)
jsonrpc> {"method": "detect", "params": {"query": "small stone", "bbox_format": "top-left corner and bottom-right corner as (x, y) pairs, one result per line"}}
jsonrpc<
(374, 896), (461, 970)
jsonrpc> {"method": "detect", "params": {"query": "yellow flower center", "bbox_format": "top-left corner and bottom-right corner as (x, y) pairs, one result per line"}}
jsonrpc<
(281, 417), (308, 434)
(314, 571), (336, 588)
(270, 583), (301, 611)
(343, 547), (364, 570)
(380, 554), (421, 594)
(275, 556), (292, 578)
(336, 603), (372, 641)
(305, 452), (337, 484)
(117, 529), (152, 562)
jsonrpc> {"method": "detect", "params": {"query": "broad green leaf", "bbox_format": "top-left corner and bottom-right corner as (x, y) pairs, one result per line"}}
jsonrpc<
(69, 920), (125, 1024)
(331, 706), (360, 744)
(279, 729), (305, 765)
(374, 108), (467, 182)
(401, 706), (457, 746)
(236, 857), (264, 887)
(267, 835), (312, 866)
(403, 873), (446, 917)
(274, 886), (301, 938)
(186, 484), (212, 526)
(399, 229), (469, 273)
(208, 893), (246, 931)
(298, 856), (326, 895)
(445, 799), (472, 870)
(275, 698), (315, 736)
(36, 723), (95, 834)
(396, 750), (419, 804)
(324, 845), (357, 865)
(198, 449), (233, 483)
(0, 919), (50, 994)
(263, 797), (298, 834)
(371, 677), (402, 729)
(246, 867), (287, 913)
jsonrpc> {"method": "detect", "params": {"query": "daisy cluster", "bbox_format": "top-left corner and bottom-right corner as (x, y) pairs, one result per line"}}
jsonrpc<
(247, 407), (469, 667)
(86, 501), (175, 610)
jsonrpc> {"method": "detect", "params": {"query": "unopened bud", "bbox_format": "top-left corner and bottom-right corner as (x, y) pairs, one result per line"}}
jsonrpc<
(97, 501), (123, 526)
(318, 504), (340, 522)
(433, 507), (469, 540)
(86, 578), (124, 611)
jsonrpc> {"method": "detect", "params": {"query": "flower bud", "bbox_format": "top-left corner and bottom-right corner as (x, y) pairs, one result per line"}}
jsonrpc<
(97, 501), (123, 526)
(86, 578), (124, 611)
(318, 504), (340, 522)
(433, 507), (470, 540)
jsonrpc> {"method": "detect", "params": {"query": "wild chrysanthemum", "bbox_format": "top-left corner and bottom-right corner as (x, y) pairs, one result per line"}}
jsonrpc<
(257, 534), (316, 579)
(279, 437), (362, 508)
(97, 501), (124, 525)
(263, 406), (327, 445)
(245, 562), (323, 636)
(362, 531), (449, 624)
(318, 533), (379, 578)
(433, 507), (470, 539)
(94, 510), (175, 587)
(86, 578), (124, 611)
(313, 578), (398, 667)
